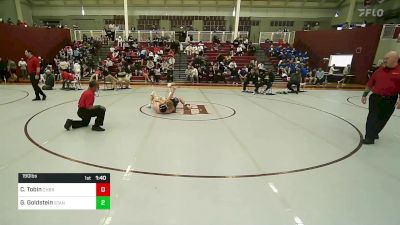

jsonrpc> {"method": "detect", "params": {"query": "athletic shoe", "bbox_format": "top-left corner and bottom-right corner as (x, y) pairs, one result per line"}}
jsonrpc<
(42, 95), (47, 101)
(64, 119), (72, 131)
(92, 126), (105, 132)
(374, 135), (379, 140)
(362, 138), (375, 145)
(32, 98), (41, 101)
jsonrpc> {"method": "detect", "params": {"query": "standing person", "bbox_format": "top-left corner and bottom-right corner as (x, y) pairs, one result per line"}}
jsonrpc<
(361, 51), (400, 144)
(64, 81), (106, 132)
(25, 50), (46, 101)
(0, 57), (6, 82)
(18, 58), (28, 80)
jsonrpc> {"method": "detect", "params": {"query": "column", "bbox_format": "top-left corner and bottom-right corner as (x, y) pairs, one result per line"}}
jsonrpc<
(346, 0), (356, 24)
(233, 0), (241, 40)
(15, 0), (23, 22)
(124, 0), (129, 39)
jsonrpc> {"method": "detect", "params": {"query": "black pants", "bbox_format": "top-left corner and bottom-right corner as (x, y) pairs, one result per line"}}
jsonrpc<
(287, 81), (300, 93)
(365, 94), (397, 140)
(167, 70), (173, 82)
(255, 81), (272, 92)
(243, 78), (255, 91)
(0, 70), (6, 81)
(315, 77), (324, 85)
(71, 106), (106, 128)
(30, 74), (45, 99)
(213, 75), (226, 83)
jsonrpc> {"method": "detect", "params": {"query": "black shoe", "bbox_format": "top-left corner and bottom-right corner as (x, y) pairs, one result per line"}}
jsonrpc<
(362, 138), (375, 145)
(42, 95), (47, 101)
(374, 135), (379, 140)
(64, 119), (72, 131)
(92, 126), (105, 132)
(32, 98), (41, 101)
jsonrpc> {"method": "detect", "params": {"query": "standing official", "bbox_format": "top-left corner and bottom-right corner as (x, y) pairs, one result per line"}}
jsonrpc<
(25, 50), (46, 101)
(361, 51), (400, 144)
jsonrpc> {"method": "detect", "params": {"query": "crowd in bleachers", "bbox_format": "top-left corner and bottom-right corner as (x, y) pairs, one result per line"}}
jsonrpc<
(92, 36), (178, 89)
(261, 39), (327, 88)
(184, 37), (260, 84)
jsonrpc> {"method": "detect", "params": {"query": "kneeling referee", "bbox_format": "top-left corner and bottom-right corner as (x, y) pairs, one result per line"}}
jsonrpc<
(64, 81), (106, 131)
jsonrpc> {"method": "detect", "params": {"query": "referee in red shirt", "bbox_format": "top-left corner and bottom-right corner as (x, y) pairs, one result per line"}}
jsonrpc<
(25, 50), (46, 101)
(64, 81), (106, 131)
(361, 51), (400, 144)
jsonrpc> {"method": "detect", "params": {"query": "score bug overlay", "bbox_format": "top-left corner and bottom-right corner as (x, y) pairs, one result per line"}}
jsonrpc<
(18, 173), (110, 210)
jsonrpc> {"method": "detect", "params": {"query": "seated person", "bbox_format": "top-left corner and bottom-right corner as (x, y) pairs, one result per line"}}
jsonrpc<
(166, 64), (174, 83)
(242, 69), (257, 92)
(149, 83), (189, 114)
(61, 69), (75, 89)
(239, 67), (248, 84)
(186, 65), (198, 83)
(153, 65), (161, 83)
(103, 68), (120, 89)
(255, 69), (275, 94)
(90, 67), (103, 82)
(42, 69), (55, 90)
(314, 68), (325, 85)
(141, 67), (151, 83)
(117, 67), (131, 89)
(287, 68), (301, 94)
(307, 69), (317, 84)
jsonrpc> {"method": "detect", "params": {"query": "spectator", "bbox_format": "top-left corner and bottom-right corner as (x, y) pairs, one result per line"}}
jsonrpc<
(42, 69), (55, 90)
(0, 57), (7, 82)
(315, 68), (325, 85)
(18, 58), (28, 79)
(337, 64), (351, 85)
(287, 68), (301, 93)
(185, 65), (198, 83)
(7, 59), (17, 82)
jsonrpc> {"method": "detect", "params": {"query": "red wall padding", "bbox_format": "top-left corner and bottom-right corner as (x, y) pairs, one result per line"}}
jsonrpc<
(0, 24), (71, 63)
(293, 25), (383, 84)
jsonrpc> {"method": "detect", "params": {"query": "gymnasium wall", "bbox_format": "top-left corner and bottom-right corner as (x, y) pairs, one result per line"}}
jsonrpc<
(293, 25), (383, 84)
(21, 2), (34, 25)
(0, 23), (71, 63)
(0, 0), (18, 23)
(374, 38), (400, 64)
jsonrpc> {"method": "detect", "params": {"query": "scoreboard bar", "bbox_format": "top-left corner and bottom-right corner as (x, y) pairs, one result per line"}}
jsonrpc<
(18, 173), (110, 210)
(18, 173), (110, 183)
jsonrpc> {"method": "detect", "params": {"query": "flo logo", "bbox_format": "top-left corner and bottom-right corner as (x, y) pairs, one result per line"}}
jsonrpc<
(359, 0), (385, 17)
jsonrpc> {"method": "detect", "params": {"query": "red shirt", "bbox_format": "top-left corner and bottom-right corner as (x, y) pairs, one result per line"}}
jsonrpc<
(62, 71), (75, 81)
(367, 65), (400, 96)
(78, 89), (95, 109)
(27, 56), (40, 74)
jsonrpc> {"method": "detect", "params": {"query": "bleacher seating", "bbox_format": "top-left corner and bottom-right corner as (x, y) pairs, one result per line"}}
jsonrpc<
(102, 42), (173, 82)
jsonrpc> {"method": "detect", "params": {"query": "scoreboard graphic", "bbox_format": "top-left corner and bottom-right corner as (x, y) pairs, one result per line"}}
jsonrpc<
(18, 173), (110, 210)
